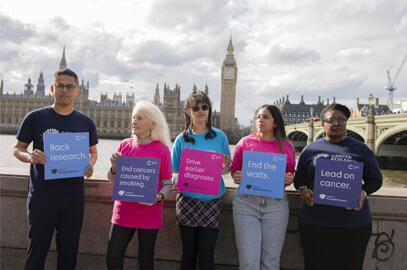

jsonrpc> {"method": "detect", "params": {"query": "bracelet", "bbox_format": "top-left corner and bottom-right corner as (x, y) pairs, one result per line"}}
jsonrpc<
(110, 167), (116, 175)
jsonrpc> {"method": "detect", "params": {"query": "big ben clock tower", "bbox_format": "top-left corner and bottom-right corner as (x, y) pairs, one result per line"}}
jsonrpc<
(220, 37), (238, 136)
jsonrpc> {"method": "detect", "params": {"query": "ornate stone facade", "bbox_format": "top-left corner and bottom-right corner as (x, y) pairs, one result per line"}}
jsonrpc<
(352, 97), (392, 118)
(274, 95), (332, 125)
(1, 39), (239, 140)
(0, 49), (134, 139)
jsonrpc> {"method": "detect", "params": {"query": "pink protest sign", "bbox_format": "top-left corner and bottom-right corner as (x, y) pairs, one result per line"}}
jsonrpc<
(177, 148), (224, 195)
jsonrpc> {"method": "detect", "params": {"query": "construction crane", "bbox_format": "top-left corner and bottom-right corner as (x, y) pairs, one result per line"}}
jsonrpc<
(385, 51), (407, 110)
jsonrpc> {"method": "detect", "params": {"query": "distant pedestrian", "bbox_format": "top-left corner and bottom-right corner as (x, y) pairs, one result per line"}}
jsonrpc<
(172, 91), (231, 270)
(13, 68), (98, 270)
(231, 104), (295, 270)
(106, 100), (172, 270)
(294, 103), (382, 270)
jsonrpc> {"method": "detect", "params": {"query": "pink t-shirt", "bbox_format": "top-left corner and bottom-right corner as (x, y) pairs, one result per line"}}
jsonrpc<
(231, 134), (296, 173)
(111, 138), (172, 229)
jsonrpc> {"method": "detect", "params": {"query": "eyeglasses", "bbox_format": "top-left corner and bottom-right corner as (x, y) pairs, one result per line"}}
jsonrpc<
(323, 117), (347, 125)
(55, 83), (77, 92)
(191, 104), (209, 112)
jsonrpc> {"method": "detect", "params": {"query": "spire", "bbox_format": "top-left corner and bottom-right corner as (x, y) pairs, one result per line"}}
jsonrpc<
(35, 70), (45, 96)
(59, 45), (67, 69)
(155, 83), (159, 96)
(205, 83), (208, 95)
(0, 79), (3, 95)
(224, 36), (236, 63)
(300, 95), (305, 104)
(227, 36), (234, 51)
(193, 83), (197, 93)
(38, 71), (44, 83)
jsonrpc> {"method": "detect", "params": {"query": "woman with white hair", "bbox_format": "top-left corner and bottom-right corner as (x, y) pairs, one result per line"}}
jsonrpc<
(106, 100), (172, 270)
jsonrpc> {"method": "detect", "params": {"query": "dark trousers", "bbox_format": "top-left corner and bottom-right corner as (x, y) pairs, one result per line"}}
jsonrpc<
(179, 225), (219, 270)
(25, 195), (84, 270)
(106, 224), (159, 270)
(299, 222), (372, 270)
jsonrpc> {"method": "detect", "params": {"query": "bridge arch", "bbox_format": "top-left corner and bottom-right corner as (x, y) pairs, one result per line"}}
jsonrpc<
(315, 130), (324, 140)
(287, 130), (308, 152)
(345, 127), (365, 142)
(287, 130), (308, 141)
(314, 127), (364, 142)
(375, 126), (407, 155)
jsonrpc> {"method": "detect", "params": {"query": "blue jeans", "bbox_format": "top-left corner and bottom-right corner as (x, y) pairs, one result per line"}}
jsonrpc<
(232, 190), (289, 270)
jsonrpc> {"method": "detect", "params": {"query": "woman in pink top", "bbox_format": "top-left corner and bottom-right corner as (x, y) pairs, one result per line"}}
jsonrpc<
(106, 101), (172, 270)
(231, 104), (295, 270)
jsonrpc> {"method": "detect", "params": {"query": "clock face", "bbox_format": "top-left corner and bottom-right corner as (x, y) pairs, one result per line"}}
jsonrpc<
(225, 69), (233, 78)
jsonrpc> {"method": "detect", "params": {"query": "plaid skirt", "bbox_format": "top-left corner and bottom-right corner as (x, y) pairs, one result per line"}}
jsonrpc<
(176, 194), (223, 229)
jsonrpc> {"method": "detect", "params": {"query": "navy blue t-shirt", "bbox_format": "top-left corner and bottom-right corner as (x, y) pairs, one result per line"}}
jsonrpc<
(16, 106), (98, 199)
(293, 137), (382, 227)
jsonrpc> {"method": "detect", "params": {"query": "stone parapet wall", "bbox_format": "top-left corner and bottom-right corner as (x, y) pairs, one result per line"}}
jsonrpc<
(1, 174), (406, 269)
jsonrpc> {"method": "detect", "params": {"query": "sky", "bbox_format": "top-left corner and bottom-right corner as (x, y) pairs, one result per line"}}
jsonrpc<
(1, 0), (407, 125)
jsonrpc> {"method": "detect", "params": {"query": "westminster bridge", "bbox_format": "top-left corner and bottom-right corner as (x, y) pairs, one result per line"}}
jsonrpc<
(286, 113), (407, 169)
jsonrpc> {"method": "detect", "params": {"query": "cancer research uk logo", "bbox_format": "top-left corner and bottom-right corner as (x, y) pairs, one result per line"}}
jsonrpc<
(319, 193), (327, 200)
(147, 160), (159, 166)
(75, 135), (87, 141)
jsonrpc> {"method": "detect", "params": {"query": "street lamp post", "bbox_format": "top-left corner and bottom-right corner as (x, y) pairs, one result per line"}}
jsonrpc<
(366, 93), (376, 151)
(307, 107), (314, 144)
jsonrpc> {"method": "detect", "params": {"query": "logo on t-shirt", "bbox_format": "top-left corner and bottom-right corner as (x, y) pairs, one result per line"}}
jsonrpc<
(312, 153), (330, 166)
(40, 129), (67, 142)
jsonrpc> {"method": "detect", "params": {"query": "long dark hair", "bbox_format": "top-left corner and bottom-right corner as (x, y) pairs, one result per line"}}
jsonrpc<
(253, 104), (288, 153)
(182, 91), (216, 144)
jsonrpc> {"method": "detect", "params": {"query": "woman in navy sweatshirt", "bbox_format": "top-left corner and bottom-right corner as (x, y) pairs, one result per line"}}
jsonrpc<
(294, 103), (382, 270)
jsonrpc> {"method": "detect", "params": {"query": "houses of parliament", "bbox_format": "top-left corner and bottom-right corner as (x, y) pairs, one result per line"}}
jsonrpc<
(0, 39), (239, 140)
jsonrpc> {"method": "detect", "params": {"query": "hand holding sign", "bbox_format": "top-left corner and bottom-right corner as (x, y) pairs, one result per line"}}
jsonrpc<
(232, 170), (243, 185)
(30, 149), (47, 165)
(110, 152), (123, 173)
(285, 172), (294, 187)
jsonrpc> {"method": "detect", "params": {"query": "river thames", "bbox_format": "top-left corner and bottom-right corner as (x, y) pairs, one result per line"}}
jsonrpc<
(1, 134), (406, 189)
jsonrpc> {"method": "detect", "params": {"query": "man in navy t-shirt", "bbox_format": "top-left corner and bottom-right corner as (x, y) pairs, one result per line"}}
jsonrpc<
(13, 68), (98, 270)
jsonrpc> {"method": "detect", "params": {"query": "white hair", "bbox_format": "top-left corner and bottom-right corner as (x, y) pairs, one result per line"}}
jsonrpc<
(132, 100), (171, 148)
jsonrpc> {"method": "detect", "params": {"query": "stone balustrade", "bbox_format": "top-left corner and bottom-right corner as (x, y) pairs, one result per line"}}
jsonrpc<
(1, 174), (406, 269)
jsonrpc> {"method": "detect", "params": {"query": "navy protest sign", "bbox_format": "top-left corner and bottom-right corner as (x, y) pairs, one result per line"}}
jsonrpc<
(112, 156), (160, 203)
(314, 159), (363, 208)
(240, 151), (287, 198)
(44, 132), (89, 180)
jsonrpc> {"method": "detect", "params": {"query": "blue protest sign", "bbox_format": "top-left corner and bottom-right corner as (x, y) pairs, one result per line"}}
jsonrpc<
(112, 156), (160, 203)
(314, 159), (363, 208)
(43, 132), (89, 180)
(240, 151), (287, 198)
